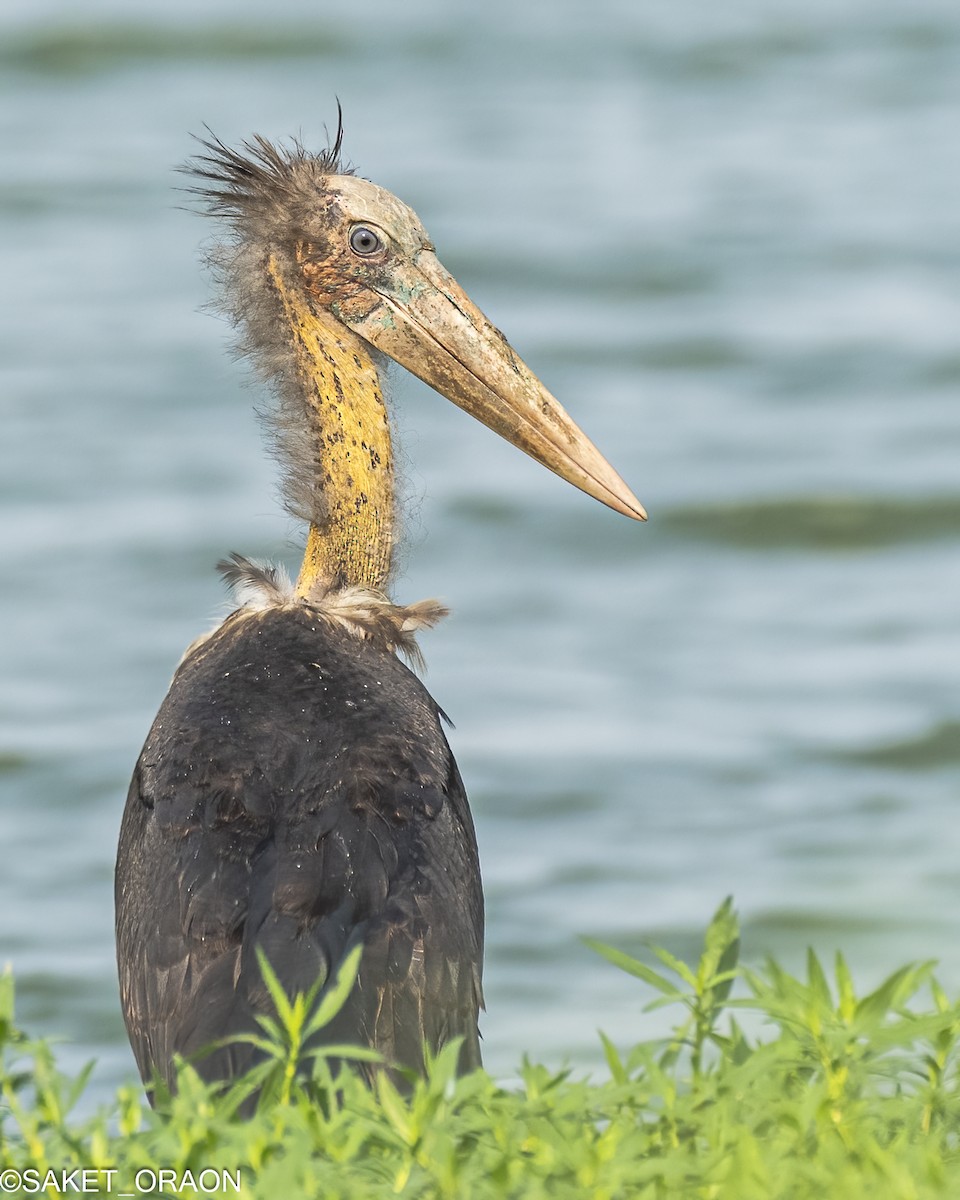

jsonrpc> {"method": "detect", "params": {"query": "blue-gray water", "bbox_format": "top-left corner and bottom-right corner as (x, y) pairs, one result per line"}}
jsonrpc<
(2, 0), (958, 1102)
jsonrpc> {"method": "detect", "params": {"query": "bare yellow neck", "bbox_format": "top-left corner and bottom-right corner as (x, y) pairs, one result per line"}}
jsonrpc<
(268, 256), (394, 593)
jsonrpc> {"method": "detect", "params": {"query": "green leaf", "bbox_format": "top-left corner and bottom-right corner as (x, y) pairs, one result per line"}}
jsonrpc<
(304, 1042), (384, 1065)
(710, 943), (741, 1005)
(706, 968), (740, 1004)
(856, 962), (934, 1026)
(583, 939), (681, 996)
(377, 1072), (413, 1142)
(63, 1058), (96, 1114)
(252, 1014), (284, 1045)
(254, 946), (297, 1030)
(647, 944), (698, 990)
(421, 1036), (464, 1093)
(221, 1032), (284, 1058)
(598, 1030), (628, 1085)
(806, 948), (832, 1009)
(0, 967), (14, 1028)
(701, 896), (739, 971)
(835, 952), (857, 1023)
(644, 993), (694, 1014)
(303, 943), (364, 1038)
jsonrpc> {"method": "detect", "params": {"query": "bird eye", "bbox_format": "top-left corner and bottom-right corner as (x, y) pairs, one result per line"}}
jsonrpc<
(349, 225), (384, 256)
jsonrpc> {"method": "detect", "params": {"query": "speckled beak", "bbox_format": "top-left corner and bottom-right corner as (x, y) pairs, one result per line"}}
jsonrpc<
(340, 249), (646, 522)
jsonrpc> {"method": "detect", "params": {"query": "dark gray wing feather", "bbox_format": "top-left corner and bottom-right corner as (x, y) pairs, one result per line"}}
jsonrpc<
(116, 604), (483, 1089)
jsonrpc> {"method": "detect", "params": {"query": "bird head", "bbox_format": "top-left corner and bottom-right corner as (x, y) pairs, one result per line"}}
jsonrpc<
(189, 130), (645, 524)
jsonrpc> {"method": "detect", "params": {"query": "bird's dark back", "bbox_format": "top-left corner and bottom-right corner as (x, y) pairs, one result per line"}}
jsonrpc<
(115, 602), (483, 1089)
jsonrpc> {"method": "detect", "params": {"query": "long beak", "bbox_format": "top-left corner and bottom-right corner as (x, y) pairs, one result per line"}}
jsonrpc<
(338, 250), (646, 521)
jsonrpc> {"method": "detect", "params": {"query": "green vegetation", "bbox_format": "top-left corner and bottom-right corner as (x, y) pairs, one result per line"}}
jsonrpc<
(3, 900), (960, 1198)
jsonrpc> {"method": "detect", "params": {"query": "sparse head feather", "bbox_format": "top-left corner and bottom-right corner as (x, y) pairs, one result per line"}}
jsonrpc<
(180, 112), (371, 534)
(183, 109), (352, 234)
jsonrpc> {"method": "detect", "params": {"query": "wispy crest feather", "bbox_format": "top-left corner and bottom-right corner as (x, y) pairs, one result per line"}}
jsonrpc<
(182, 106), (350, 226)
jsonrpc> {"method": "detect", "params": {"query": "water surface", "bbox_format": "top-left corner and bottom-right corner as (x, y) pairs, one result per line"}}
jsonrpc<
(1, 0), (958, 1100)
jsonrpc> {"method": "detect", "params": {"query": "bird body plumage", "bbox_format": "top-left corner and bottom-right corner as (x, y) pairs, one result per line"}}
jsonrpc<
(116, 123), (642, 1093)
(117, 585), (482, 1086)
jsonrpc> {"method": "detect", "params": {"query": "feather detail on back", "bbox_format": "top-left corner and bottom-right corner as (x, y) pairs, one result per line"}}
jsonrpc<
(216, 553), (293, 607)
(208, 553), (447, 671)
